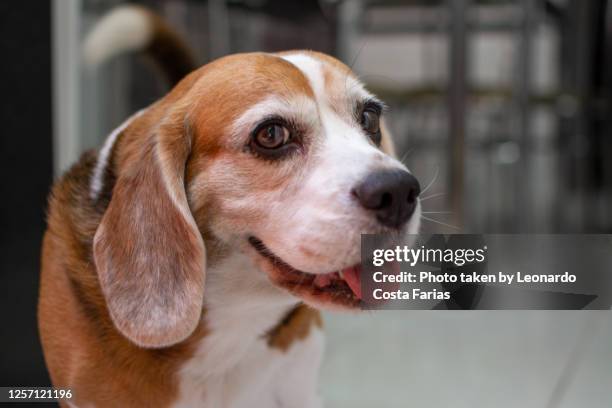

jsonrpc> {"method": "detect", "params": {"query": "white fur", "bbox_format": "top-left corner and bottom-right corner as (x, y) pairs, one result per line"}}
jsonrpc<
(173, 53), (420, 406)
(252, 52), (422, 273)
(281, 53), (374, 105)
(89, 110), (143, 200)
(83, 5), (153, 67)
(173, 252), (323, 408)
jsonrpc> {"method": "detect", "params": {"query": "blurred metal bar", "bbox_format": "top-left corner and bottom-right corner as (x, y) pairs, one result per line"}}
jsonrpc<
(364, 20), (526, 34)
(359, 2), (526, 34)
(516, 0), (535, 231)
(559, 0), (598, 231)
(52, 0), (82, 176)
(208, 0), (231, 58)
(602, 0), (612, 230)
(447, 0), (469, 229)
(337, 0), (365, 63)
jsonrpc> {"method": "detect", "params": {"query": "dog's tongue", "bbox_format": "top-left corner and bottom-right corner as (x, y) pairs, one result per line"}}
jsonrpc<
(341, 265), (362, 300)
(312, 265), (363, 300)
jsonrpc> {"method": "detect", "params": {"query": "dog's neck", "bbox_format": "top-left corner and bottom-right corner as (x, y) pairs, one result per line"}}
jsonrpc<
(189, 249), (298, 375)
(204, 247), (298, 318)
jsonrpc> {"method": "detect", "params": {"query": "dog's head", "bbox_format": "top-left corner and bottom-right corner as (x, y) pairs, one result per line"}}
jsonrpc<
(93, 51), (420, 348)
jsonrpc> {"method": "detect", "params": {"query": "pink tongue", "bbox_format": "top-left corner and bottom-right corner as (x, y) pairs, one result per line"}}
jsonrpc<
(342, 265), (362, 300)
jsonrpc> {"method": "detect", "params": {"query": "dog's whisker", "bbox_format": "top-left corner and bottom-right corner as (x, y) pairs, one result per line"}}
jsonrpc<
(421, 211), (452, 214)
(420, 166), (440, 196)
(400, 148), (414, 165)
(349, 40), (367, 71)
(344, 40), (368, 94)
(421, 216), (460, 230)
(419, 192), (446, 202)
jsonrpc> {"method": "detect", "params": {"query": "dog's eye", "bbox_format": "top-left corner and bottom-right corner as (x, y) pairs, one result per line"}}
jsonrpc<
(254, 124), (291, 149)
(360, 106), (382, 146)
(361, 110), (380, 134)
(249, 121), (298, 159)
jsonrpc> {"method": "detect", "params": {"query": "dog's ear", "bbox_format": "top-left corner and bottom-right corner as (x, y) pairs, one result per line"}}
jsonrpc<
(380, 119), (397, 157)
(93, 111), (206, 348)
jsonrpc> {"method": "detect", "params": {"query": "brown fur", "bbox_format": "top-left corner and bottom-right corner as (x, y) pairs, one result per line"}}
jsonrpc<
(38, 48), (401, 405)
(39, 153), (207, 407)
(39, 52), (324, 407)
(266, 304), (323, 352)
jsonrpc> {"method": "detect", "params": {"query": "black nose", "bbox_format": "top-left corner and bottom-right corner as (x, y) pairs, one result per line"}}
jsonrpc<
(352, 169), (421, 228)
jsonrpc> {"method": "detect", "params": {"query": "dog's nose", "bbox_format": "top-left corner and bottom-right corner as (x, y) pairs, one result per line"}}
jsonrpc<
(352, 169), (420, 228)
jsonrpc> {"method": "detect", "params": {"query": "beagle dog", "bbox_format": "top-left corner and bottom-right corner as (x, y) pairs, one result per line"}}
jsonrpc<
(39, 6), (421, 407)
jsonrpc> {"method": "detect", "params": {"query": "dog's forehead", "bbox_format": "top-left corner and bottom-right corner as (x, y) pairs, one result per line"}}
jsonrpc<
(223, 52), (371, 141)
(279, 51), (371, 113)
(192, 53), (316, 101)
(187, 53), (316, 148)
(187, 51), (373, 157)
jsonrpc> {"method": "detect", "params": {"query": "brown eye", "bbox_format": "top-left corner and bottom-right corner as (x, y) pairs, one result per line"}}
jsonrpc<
(361, 109), (380, 135)
(255, 124), (291, 149)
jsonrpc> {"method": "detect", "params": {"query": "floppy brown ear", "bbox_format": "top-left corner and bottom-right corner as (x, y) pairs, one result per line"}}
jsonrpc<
(380, 119), (397, 157)
(93, 113), (206, 348)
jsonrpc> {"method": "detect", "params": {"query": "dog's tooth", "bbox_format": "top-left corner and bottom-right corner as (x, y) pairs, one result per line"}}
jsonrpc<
(338, 270), (344, 279)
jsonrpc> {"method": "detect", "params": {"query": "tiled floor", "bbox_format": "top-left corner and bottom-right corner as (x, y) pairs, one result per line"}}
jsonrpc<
(320, 311), (612, 408)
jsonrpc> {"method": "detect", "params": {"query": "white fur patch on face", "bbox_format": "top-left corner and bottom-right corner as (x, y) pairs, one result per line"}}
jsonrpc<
(245, 52), (422, 273)
(196, 52), (420, 279)
(89, 109), (144, 200)
(280, 53), (376, 107)
(281, 54), (326, 100)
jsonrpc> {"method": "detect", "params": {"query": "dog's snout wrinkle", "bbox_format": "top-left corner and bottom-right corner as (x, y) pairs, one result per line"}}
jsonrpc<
(352, 169), (420, 229)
